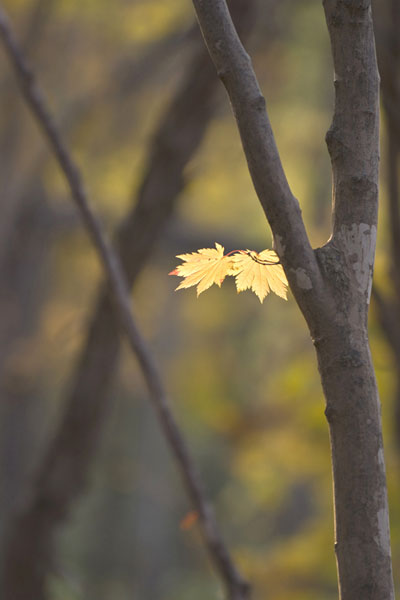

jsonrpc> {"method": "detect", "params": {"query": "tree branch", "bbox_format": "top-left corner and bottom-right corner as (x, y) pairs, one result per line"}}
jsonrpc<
(191, 0), (327, 327)
(0, 7), (249, 600)
(374, 0), (400, 144)
(372, 286), (400, 355)
(372, 0), (400, 453)
(374, 0), (400, 297)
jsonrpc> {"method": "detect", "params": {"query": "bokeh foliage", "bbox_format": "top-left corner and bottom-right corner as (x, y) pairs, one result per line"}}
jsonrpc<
(0, 1), (399, 599)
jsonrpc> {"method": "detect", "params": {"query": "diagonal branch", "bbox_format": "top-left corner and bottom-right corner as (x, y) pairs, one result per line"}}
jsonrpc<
(0, 6), (249, 600)
(191, 0), (327, 326)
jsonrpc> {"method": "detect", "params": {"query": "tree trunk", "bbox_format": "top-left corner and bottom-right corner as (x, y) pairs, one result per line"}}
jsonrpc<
(316, 328), (393, 598)
(319, 3), (394, 594)
(191, 0), (395, 597)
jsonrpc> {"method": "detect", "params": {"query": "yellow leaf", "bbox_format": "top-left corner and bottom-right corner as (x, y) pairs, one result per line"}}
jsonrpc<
(169, 244), (288, 303)
(169, 243), (234, 296)
(231, 250), (288, 303)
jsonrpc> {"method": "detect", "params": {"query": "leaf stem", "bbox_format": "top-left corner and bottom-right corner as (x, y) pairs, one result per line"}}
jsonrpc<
(225, 249), (280, 265)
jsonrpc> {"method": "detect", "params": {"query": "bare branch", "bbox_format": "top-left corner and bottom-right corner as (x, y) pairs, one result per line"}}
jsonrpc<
(191, 0), (326, 322)
(374, 0), (400, 143)
(372, 287), (400, 355)
(372, 0), (400, 453)
(386, 130), (400, 296)
(21, 0), (56, 54)
(374, 0), (400, 295)
(0, 7), (249, 600)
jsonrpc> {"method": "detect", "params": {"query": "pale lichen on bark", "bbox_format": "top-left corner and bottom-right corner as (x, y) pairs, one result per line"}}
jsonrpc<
(336, 223), (376, 300)
(273, 234), (286, 258)
(294, 267), (313, 290)
(376, 506), (392, 557)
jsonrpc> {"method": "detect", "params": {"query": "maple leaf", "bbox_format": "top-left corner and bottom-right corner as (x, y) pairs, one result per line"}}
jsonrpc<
(169, 243), (234, 296)
(169, 243), (288, 303)
(231, 249), (288, 302)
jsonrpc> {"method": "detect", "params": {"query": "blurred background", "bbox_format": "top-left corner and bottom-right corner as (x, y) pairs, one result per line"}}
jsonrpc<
(0, 0), (399, 598)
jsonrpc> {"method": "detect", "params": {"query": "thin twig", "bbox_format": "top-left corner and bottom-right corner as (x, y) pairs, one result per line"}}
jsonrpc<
(2, 6), (256, 597)
(0, 7), (249, 600)
(372, 0), (400, 454)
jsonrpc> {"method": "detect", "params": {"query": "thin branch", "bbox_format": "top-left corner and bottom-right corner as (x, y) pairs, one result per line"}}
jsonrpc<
(0, 7), (249, 600)
(372, 287), (400, 356)
(372, 0), (400, 453)
(372, 284), (400, 454)
(21, 0), (56, 53)
(376, 0), (400, 297)
(191, 0), (326, 323)
(387, 129), (400, 297)
(374, 0), (400, 144)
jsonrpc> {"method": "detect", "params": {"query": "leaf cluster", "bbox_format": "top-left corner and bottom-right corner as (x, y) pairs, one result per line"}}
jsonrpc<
(169, 243), (288, 303)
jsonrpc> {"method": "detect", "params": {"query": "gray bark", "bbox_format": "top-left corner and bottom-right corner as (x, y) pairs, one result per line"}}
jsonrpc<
(192, 0), (394, 597)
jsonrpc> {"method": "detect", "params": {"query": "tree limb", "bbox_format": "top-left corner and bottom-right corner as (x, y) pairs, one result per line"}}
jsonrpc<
(372, 287), (400, 355)
(374, 0), (400, 143)
(374, 0), (400, 295)
(191, 0), (328, 328)
(0, 6), (250, 600)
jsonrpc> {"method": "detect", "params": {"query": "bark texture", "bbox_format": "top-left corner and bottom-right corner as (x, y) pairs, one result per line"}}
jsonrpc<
(320, 4), (393, 595)
(192, 0), (394, 597)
